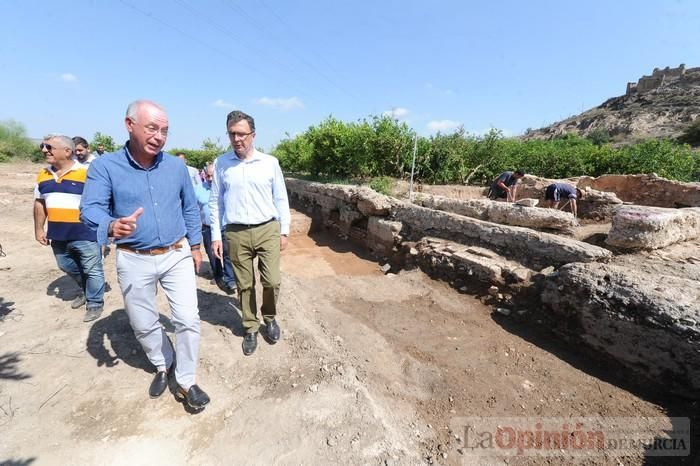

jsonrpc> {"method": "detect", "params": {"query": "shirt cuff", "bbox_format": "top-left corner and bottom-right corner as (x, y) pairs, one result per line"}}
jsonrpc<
(280, 223), (290, 236)
(97, 218), (116, 246)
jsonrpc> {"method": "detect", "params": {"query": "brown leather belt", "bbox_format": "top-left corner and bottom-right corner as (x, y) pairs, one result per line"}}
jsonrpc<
(117, 238), (185, 255)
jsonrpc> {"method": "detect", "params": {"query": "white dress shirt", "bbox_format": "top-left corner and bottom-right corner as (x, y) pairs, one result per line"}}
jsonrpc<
(209, 149), (290, 241)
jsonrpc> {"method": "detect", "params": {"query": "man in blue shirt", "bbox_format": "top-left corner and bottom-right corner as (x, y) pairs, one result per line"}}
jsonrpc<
(80, 100), (210, 410)
(544, 182), (584, 219)
(209, 110), (291, 356)
(488, 170), (525, 202)
(194, 163), (236, 293)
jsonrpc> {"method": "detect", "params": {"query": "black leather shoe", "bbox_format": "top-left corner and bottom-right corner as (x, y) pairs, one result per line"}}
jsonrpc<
(177, 384), (210, 410)
(149, 371), (168, 398)
(242, 332), (258, 356)
(266, 319), (280, 343)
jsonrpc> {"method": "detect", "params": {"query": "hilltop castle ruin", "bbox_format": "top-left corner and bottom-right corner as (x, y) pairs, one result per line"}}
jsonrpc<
(626, 63), (700, 95)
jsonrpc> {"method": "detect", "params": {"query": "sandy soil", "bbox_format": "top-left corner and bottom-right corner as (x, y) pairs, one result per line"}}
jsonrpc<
(0, 161), (695, 465)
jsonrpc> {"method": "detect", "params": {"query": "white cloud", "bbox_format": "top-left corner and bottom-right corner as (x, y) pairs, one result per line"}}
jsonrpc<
(427, 119), (462, 132)
(60, 73), (77, 82)
(213, 99), (235, 109)
(256, 96), (304, 111)
(382, 107), (410, 119)
(425, 82), (455, 95)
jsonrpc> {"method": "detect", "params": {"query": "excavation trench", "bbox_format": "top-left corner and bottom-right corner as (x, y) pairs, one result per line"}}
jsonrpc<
(283, 208), (697, 465)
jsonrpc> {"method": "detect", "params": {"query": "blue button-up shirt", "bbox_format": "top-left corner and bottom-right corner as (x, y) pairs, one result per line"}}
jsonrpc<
(194, 181), (226, 227)
(80, 143), (202, 249)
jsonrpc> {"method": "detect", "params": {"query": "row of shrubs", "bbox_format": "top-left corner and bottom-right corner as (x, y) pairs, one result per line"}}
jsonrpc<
(4, 117), (700, 185)
(272, 116), (700, 185)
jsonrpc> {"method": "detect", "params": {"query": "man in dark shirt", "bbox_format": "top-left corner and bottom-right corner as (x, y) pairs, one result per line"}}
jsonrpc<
(488, 170), (525, 202)
(544, 182), (584, 219)
(80, 100), (210, 410)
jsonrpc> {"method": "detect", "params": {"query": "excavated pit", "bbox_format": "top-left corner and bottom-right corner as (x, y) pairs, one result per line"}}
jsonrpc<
(287, 175), (700, 406)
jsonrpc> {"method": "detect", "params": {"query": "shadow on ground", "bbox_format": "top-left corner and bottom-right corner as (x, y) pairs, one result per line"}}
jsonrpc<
(85, 308), (151, 372)
(0, 458), (37, 466)
(85, 285), (244, 373)
(46, 275), (81, 301)
(198, 287), (244, 336)
(0, 352), (31, 381)
(490, 311), (699, 465)
(0, 297), (16, 320)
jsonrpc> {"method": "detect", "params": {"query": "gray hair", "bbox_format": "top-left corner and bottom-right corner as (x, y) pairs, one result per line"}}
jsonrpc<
(226, 110), (255, 132)
(44, 134), (75, 152)
(126, 100), (166, 123)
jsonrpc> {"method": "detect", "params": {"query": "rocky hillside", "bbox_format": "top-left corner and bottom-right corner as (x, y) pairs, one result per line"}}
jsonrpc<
(524, 65), (700, 142)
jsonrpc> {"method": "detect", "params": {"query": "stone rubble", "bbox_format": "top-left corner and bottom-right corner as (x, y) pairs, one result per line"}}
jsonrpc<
(606, 205), (700, 250)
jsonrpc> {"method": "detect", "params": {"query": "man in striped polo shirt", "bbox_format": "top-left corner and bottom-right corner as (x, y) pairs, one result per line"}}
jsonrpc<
(34, 134), (105, 322)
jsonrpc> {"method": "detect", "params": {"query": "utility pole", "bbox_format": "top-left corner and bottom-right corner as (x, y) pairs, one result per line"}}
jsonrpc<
(408, 134), (418, 202)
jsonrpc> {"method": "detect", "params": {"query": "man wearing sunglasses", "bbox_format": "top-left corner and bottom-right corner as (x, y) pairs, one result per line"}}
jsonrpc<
(34, 135), (106, 322)
(209, 110), (291, 356)
(80, 100), (210, 411)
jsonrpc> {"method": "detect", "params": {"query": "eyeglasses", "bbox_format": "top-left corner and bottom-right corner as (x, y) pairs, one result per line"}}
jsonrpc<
(142, 124), (169, 137)
(129, 118), (169, 137)
(227, 131), (254, 140)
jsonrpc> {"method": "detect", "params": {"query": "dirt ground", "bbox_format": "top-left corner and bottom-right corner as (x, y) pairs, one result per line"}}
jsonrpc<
(0, 161), (696, 465)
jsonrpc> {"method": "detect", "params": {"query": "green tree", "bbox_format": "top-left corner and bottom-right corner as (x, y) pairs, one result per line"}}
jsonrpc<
(169, 138), (227, 169)
(678, 118), (700, 146)
(0, 120), (41, 162)
(91, 132), (117, 152)
(586, 128), (611, 146)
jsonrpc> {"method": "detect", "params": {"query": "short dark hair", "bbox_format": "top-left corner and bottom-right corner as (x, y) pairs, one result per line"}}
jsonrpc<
(226, 110), (255, 133)
(514, 170), (525, 177)
(72, 136), (89, 148)
(175, 152), (186, 157)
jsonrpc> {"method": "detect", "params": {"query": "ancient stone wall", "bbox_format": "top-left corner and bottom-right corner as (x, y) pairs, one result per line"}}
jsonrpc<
(606, 205), (700, 250)
(542, 262), (700, 398)
(286, 178), (612, 271)
(626, 64), (688, 95)
(578, 174), (700, 208)
(412, 193), (577, 232)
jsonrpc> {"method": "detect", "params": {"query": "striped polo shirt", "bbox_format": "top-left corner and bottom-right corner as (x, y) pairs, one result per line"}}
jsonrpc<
(34, 162), (96, 241)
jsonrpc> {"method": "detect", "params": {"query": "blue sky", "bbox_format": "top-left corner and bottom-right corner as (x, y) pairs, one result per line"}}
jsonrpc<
(1, 0), (699, 152)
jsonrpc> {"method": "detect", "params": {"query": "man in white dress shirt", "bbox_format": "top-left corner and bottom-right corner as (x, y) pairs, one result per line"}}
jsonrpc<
(209, 110), (290, 356)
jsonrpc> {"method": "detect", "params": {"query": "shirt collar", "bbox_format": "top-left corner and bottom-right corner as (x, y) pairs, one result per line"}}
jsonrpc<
(231, 148), (259, 162)
(123, 141), (164, 170)
(47, 160), (82, 176)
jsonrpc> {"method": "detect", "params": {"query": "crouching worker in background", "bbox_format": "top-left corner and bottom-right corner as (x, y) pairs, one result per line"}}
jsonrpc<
(544, 182), (584, 219)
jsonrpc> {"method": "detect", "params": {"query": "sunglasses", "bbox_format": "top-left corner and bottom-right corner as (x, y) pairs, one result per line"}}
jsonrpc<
(40, 143), (68, 152)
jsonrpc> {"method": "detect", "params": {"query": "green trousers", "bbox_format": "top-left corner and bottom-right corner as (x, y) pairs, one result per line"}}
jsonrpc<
(224, 220), (281, 333)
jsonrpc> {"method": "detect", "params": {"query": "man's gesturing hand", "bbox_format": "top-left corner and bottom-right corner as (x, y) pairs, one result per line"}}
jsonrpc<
(110, 207), (144, 239)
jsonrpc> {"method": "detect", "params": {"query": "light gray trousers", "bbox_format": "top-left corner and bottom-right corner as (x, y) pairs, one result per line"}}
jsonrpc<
(116, 244), (200, 389)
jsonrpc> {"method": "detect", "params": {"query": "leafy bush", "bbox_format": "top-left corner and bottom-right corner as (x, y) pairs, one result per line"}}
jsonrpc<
(0, 120), (41, 162)
(90, 132), (117, 152)
(369, 176), (394, 195)
(272, 116), (700, 184)
(586, 128), (611, 146)
(678, 118), (700, 146)
(169, 138), (227, 169)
